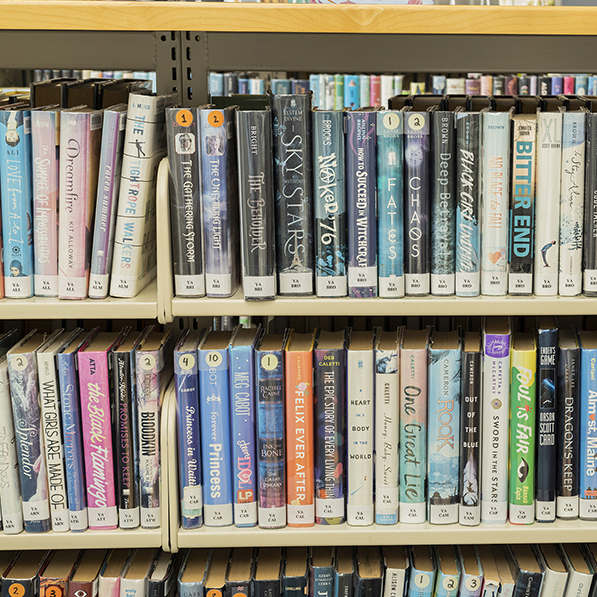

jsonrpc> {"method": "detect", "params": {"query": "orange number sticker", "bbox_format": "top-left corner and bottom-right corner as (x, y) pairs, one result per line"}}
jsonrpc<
(207, 111), (223, 128)
(176, 109), (193, 127)
(10, 584), (25, 597)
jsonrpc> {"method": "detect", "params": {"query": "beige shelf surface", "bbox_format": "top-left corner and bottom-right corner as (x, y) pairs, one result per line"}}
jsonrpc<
(0, 3), (597, 34)
(177, 519), (597, 548)
(0, 279), (158, 319)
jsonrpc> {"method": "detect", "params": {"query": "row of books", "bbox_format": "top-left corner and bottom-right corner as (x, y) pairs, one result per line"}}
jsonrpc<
(0, 548), (179, 597)
(0, 78), (174, 300)
(32, 69), (157, 91)
(173, 318), (595, 530)
(0, 324), (172, 535)
(167, 91), (597, 301)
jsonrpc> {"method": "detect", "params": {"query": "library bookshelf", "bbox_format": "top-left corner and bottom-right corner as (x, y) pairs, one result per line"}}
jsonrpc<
(0, 1), (596, 553)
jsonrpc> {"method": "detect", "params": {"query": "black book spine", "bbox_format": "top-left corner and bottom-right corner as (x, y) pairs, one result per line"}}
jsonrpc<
(254, 579), (281, 597)
(512, 571), (543, 597)
(270, 93), (314, 296)
(282, 576), (308, 597)
(334, 572), (353, 597)
(584, 112), (597, 295)
(557, 339), (580, 519)
(235, 109), (277, 301)
(536, 326), (558, 521)
(355, 578), (382, 597)
(166, 107), (205, 298)
(223, 73), (239, 96)
(430, 110), (455, 296)
(459, 342), (481, 526)
(226, 581), (251, 597)
(538, 76), (552, 96)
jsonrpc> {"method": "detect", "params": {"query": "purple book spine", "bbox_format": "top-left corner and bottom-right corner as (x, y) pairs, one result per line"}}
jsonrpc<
(346, 111), (377, 298)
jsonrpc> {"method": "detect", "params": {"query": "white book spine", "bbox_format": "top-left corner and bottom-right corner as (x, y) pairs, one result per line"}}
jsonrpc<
(347, 346), (374, 526)
(559, 112), (585, 297)
(380, 75), (394, 108)
(534, 112), (562, 296)
(481, 331), (510, 523)
(481, 112), (510, 296)
(0, 361), (23, 534)
(564, 571), (592, 597)
(37, 350), (70, 532)
(120, 578), (147, 597)
(383, 569), (407, 597)
(541, 568), (568, 597)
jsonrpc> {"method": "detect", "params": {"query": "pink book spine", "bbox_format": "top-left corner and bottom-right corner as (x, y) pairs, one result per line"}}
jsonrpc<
(78, 350), (118, 530)
(563, 76), (575, 95)
(58, 111), (102, 299)
(99, 576), (121, 597)
(370, 75), (381, 107)
(31, 110), (59, 297)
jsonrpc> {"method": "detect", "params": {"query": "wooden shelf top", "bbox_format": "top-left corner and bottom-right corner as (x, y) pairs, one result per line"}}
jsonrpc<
(1, 3), (597, 35)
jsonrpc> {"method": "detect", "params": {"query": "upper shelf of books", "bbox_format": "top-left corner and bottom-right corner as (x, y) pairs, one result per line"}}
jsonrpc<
(1, 3), (597, 35)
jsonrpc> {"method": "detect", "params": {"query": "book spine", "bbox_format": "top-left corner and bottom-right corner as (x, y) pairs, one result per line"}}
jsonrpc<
(509, 343), (536, 524)
(407, 566), (435, 597)
(200, 107), (239, 297)
(41, 576), (69, 597)
(399, 346), (427, 523)
(585, 113), (597, 295)
(229, 342), (258, 527)
(309, 75), (320, 107)
(256, 346), (286, 528)
(0, 110), (34, 298)
(557, 343), (579, 519)
(376, 111), (404, 298)
(3, 578), (35, 597)
(235, 110), (277, 300)
(312, 566), (334, 597)
(314, 346), (346, 524)
(271, 94), (314, 296)
(137, 348), (163, 528)
(434, 568), (459, 597)
(580, 344), (597, 519)
(346, 111), (377, 298)
(37, 351), (70, 531)
(536, 328), (557, 522)
(559, 112), (585, 296)
(8, 350), (51, 532)
(428, 346), (461, 524)
(459, 350), (481, 526)
(430, 111), (455, 296)
(312, 111), (347, 298)
(79, 350), (118, 529)
(285, 347), (315, 526)
(370, 76), (381, 107)
(481, 111), (510, 296)
(374, 346), (399, 525)
(509, 116), (536, 295)
(59, 111), (103, 299)
(166, 108), (205, 298)
(383, 569), (406, 597)
(199, 345), (233, 526)
(89, 109), (127, 299)
(534, 112), (562, 296)
(323, 75), (335, 110)
(455, 113), (481, 297)
(57, 352), (89, 531)
(404, 112), (430, 295)
(344, 75), (359, 110)
(481, 330), (510, 523)
(113, 350), (140, 529)
(31, 110), (59, 297)
(359, 75), (370, 108)
(0, 360), (23, 534)
(174, 346), (203, 529)
(346, 347), (374, 526)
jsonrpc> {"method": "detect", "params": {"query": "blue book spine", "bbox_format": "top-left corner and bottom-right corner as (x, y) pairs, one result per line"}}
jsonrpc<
(344, 75), (360, 110)
(579, 332), (597, 520)
(0, 110), (34, 298)
(271, 79), (292, 95)
(309, 75), (321, 108)
(199, 344), (234, 526)
(552, 76), (563, 95)
(255, 342), (286, 528)
(229, 340), (258, 527)
(312, 564), (334, 597)
(575, 74), (588, 95)
(313, 110), (347, 298)
(404, 112), (430, 296)
(432, 76), (447, 95)
(209, 73), (224, 98)
(346, 111), (377, 298)
(590, 76), (597, 96)
(238, 78), (249, 94)
(199, 106), (239, 298)
(174, 345), (203, 529)
(359, 76), (370, 108)
(408, 548), (436, 597)
(57, 351), (89, 532)
(376, 111), (404, 298)
(427, 340), (461, 525)
(455, 112), (481, 297)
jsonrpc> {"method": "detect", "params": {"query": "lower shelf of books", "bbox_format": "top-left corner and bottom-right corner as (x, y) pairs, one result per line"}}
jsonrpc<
(173, 519), (597, 551)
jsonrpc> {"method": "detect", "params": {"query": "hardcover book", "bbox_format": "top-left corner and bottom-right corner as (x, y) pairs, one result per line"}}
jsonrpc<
(584, 99), (597, 295)
(382, 546), (409, 597)
(225, 548), (254, 597)
(204, 548), (230, 597)
(477, 545), (499, 597)
(456, 546), (482, 597)
(148, 551), (182, 597)
(68, 550), (109, 597)
(491, 546), (514, 597)
(270, 93), (314, 296)
(311, 548), (334, 597)
(407, 546), (436, 597)
(334, 547), (354, 597)
(255, 331), (287, 529)
(120, 549), (160, 597)
(506, 545), (543, 597)
(285, 331), (315, 527)
(346, 110), (377, 298)
(433, 545), (459, 597)
(282, 548), (309, 597)
(58, 108), (103, 299)
(2, 551), (49, 597)
(377, 110), (404, 298)
(199, 105), (239, 298)
(355, 547), (382, 597)
(40, 550), (81, 597)
(229, 325), (260, 527)
(313, 329), (347, 525)
(166, 107), (205, 298)
(235, 108), (277, 300)
(99, 550), (134, 597)
(559, 544), (593, 597)
(536, 545), (567, 597)
(178, 549), (210, 597)
(312, 110), (347, 298)
(254, 548), (282, 597)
